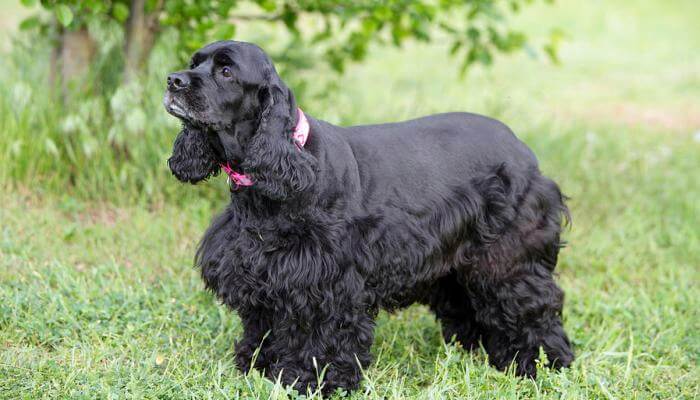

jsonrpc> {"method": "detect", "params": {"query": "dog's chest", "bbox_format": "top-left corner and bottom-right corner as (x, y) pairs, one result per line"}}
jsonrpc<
(200, 212), (350, 308)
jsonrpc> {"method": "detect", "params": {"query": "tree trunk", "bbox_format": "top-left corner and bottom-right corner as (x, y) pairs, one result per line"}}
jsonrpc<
(57, 27), (96, 101)
(123, 0), (162, 84)
(49, 37), (59, 93)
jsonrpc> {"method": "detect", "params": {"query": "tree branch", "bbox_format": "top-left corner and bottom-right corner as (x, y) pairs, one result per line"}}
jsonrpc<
(229, 13), (283, 22)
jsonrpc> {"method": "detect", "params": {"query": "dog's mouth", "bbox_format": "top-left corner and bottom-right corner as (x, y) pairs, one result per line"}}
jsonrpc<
(163, 93), (189, 120)
(164, 93), (245, 173)
(166, 102), (187, 119)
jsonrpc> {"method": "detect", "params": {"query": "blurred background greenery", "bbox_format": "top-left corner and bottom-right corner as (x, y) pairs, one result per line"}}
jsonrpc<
(0, 0), (565, 204)
(0, 0), (698, 398)
(0, 0), (696, 206)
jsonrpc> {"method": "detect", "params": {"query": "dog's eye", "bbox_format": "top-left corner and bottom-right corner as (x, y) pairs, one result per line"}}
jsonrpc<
(221, 66), (232, 78)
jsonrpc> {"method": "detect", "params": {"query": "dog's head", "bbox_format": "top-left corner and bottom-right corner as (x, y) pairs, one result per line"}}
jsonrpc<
(164, 40), (316, 200)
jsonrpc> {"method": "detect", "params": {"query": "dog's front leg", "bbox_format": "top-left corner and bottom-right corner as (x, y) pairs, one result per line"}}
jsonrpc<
(265, 298), (375, 396)
(234, 307), (273, 373)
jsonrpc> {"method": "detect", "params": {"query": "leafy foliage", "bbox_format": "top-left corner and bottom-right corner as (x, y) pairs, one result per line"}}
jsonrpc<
(21, 0), (561, 76)
(6, 0), (562, 200)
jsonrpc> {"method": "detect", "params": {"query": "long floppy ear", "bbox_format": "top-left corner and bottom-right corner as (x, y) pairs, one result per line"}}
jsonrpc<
(168, 126), (219, 184)
(242, 74), (317, 200)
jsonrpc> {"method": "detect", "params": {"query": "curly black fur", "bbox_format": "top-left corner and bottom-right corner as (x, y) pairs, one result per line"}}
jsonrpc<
(168, 127), (220, 184)
(164, 41), (574, 396)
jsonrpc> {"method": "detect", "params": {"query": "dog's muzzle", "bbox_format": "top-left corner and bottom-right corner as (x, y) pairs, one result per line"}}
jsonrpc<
(163, 92), (188, 119)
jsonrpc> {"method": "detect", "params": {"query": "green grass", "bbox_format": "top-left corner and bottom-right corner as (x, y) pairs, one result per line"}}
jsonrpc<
(1, 0), (699, 398)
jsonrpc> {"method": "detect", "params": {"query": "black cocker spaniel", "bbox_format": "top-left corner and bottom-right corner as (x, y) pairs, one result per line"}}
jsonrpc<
(164, 40), (573, 396)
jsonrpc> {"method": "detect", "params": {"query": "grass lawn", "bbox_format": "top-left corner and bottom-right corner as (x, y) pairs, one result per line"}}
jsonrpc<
(1, 0), (699, 398)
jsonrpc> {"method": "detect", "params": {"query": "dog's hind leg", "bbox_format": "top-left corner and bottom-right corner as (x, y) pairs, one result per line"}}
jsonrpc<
(468, 188), (573, 376)
(427, 274), (483, 350)
(467, 259), (573, 378)
(463, 171), (574, 377)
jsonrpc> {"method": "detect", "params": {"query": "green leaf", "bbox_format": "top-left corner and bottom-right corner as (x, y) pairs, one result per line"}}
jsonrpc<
(361, 18), (378, 35)
(449, 40), (462, 56)
(20, 0), (37, 6)
(544, 28), (566, 64)
(544, 44), (560, 64)
(113, 3), (130, 23)
(478, 48), (493, 65)
(259, 0), (276, 13)
(19, 16), (41, 31)
(281, 6), (298, 32)
(55, 4), (73, 27)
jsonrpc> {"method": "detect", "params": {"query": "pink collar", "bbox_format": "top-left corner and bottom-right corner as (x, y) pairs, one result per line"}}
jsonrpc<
(220, 108), (309, 189)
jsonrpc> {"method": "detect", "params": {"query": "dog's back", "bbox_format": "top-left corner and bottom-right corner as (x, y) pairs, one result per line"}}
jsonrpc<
(340, 112), (539, 196)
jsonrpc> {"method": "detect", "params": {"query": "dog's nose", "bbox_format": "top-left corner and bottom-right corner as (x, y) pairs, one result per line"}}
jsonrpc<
(167, 72), (190, 92)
